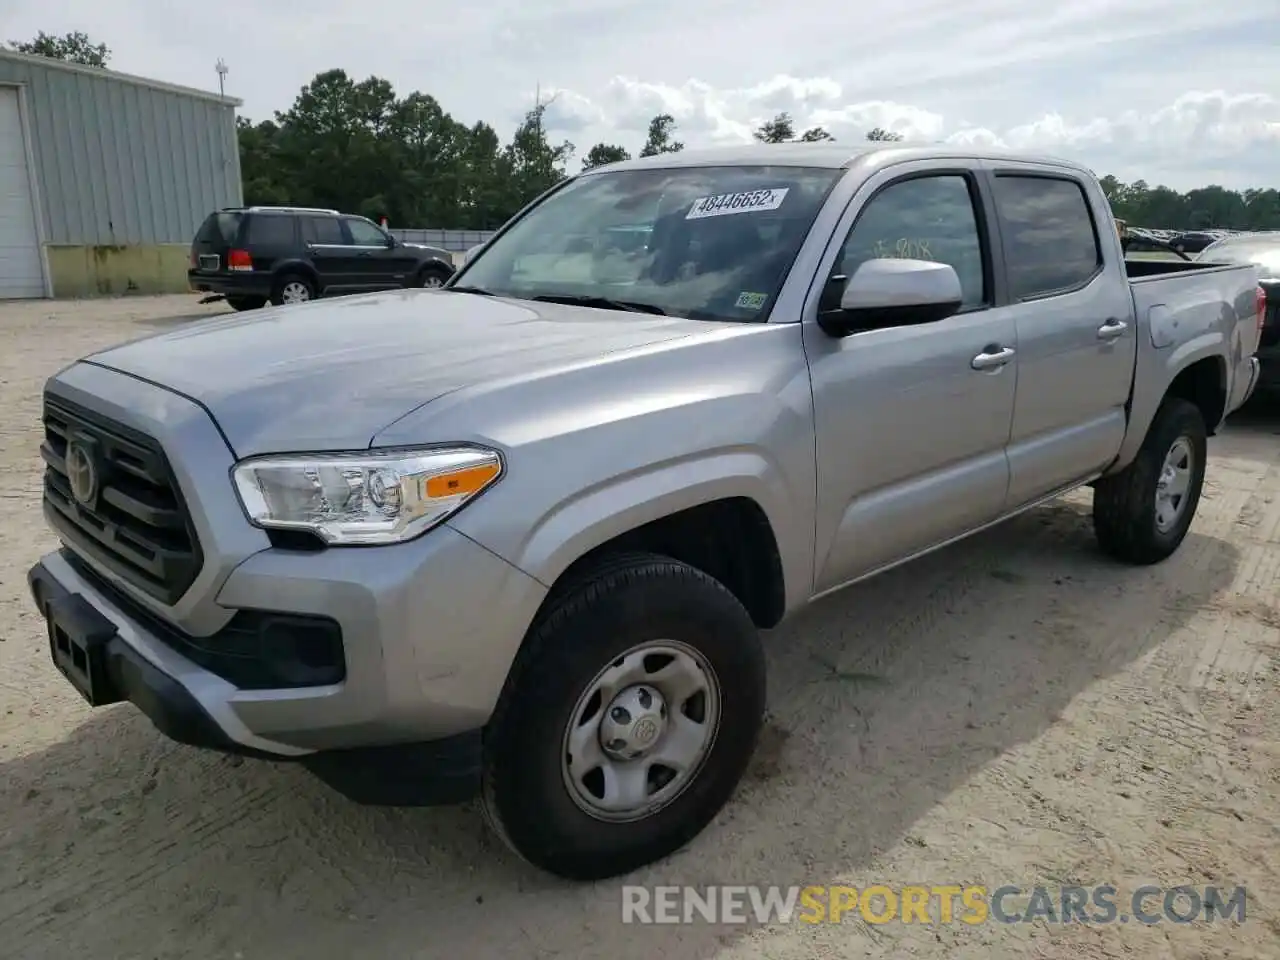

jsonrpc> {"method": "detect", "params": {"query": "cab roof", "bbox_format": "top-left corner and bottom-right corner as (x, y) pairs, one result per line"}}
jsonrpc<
(594, 142), (1093, 178)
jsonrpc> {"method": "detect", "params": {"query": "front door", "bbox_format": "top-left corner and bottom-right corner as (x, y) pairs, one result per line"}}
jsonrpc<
(988, 169), (1138, 506)
(341, 217), (420, 289)
(804, 166), (1018, 594)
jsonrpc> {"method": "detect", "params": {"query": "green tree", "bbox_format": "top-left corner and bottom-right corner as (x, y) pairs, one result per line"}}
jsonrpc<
(639, 114), (684, 156)
(8, 30), (110, 67)
(504, 102), (574, 204)
(754, 112), (795, 143)
(865, 127), (904, 142)
(226, 66), (1280, 233)
(799, 127), (835, 142)
(583, 143), (631, 170)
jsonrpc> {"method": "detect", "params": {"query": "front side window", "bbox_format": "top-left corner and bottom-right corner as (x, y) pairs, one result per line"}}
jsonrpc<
(993, 175), (1102, 299)
(833, 174), (988, 310)
(345, 217), (388, 246)
(457, 165), (842, 322)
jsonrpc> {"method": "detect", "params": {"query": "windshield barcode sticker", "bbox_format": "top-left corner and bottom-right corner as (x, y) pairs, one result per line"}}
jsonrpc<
(686, 188), (790, 220)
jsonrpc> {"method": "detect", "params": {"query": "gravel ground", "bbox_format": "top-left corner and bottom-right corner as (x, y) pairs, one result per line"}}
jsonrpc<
(1, 294), (1277, 960)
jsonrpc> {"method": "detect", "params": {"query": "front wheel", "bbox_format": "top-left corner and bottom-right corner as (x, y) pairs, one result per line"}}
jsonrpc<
(481, 553), (766, 881)
(413, 264), (452, 289)
(1093, 397), (1207, 564)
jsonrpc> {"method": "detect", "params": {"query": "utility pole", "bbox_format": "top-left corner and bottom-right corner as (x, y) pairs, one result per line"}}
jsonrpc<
(215, 58), (228, 98)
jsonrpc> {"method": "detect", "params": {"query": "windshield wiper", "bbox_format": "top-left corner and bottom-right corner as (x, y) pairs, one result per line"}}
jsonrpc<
(530, 293), (668, 316)
(448, 284), (497, 296)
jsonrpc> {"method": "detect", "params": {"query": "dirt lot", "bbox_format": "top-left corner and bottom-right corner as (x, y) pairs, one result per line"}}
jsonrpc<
(1, 295), (1277, 960)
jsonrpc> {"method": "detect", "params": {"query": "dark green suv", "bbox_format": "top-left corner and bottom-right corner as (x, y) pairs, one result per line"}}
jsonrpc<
(188, 206), (455, 310)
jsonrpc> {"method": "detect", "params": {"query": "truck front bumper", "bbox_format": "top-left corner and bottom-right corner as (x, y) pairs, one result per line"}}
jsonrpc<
(27, 522), (547, 805)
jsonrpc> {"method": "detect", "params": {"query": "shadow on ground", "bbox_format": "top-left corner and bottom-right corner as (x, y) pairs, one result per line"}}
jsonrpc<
(0, 483), (1249, 959)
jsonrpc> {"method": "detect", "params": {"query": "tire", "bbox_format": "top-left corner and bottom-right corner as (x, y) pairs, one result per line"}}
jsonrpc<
(270, 273), (316, 306)
(481, 552), (766, 881)
(413, 263), (452, 289)
(225, 295), (266, 312)
(1092, 397), (1207, 565)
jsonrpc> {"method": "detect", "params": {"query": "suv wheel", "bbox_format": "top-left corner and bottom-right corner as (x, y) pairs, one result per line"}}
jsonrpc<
(414, 264), (452, 288)
(272, 274), (315, 306)
(481, 552), (766, 881)
(1092, 397), (1207, 564)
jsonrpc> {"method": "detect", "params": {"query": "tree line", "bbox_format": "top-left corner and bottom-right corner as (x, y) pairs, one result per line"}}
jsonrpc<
(10, 31), (1280, 233)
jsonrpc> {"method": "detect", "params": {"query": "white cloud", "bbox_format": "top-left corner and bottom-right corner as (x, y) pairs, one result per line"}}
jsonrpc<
(5, 0), (1280, 189)
(568, 77), (1280, 188)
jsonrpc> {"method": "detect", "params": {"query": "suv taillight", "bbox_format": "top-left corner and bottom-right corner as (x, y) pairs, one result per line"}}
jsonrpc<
(1257, 285), (1267, 337)
(228, 249), (253, 272)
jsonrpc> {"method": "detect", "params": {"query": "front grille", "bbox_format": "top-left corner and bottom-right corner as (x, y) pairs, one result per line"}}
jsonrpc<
(41, 396), (203, 605)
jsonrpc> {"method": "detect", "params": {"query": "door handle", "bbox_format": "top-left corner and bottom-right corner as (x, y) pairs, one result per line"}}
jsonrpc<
(357, 251), (373, 258)
(971, 346), (1016, 371)
(1097, 317), (1127, 340)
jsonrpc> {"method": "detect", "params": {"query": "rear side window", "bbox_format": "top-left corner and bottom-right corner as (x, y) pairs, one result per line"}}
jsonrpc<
(301, 216), (344, 244)
(244, 214), (298, 246)
(195, 212), (241, 246)
(993, 175), (1102, 299)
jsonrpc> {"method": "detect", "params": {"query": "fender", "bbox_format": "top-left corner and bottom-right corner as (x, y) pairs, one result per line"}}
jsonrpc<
(1109, 333), (1227, 474)
(453, 449), (813, 615)
(270, 257), (320, 284)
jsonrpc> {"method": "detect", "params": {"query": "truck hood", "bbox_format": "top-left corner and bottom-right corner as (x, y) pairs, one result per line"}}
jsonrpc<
(85, 289), (709, 457)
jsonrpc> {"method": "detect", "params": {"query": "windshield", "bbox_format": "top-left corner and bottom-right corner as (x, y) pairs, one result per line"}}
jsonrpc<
(455, 165), (843, 321)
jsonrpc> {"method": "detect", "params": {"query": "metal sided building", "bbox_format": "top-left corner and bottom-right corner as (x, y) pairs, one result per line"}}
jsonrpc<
(0, 50), (243, 299)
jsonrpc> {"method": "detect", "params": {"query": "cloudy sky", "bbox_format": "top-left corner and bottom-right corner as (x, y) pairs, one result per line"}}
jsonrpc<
(7, 0), (1280, 190)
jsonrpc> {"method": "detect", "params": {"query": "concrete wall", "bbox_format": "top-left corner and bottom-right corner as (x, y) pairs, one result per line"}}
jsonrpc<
(46, 244), (192, 297)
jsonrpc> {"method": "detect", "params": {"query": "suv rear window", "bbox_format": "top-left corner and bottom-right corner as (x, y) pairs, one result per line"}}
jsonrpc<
(195, 212), (242, 246)
(301, 216), (344, 245)
(244, 214), (298, 246)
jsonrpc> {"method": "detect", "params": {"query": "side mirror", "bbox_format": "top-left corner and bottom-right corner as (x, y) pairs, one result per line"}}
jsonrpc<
(386, 234), (399, 248)
(818, 258), (963, 338)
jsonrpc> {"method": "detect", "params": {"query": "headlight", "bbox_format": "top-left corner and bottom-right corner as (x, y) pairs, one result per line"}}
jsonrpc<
(232, 446), (503, 545)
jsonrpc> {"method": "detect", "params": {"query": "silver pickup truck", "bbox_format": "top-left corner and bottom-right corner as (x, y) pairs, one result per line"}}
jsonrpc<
(28, 144), (1263, 882)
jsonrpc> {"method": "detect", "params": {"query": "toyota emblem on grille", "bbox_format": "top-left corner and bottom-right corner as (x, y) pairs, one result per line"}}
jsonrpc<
(65, 441), (98, 505)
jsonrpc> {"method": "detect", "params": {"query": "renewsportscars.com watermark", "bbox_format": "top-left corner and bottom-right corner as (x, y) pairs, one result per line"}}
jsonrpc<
(621, 884), (1248, 926)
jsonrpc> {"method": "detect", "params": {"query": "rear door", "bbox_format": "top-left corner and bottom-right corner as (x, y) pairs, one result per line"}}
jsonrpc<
(990, 167), (1137, 507)
(299, 214), (349, 292)
(190, 211), (243, 275)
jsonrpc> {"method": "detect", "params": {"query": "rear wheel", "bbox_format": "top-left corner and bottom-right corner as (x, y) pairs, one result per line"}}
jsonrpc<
(271, 273), (315, 306)
(225, 295), (266, 312)
(1093, 397), (1207, 564)
(481, 553), (766, 881)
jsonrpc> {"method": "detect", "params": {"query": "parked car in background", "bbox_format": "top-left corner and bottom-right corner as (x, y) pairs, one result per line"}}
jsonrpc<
(188, 206), (455, 311)
(1170, 230), (1224, 255)
(1198, 232), (1280, 392)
